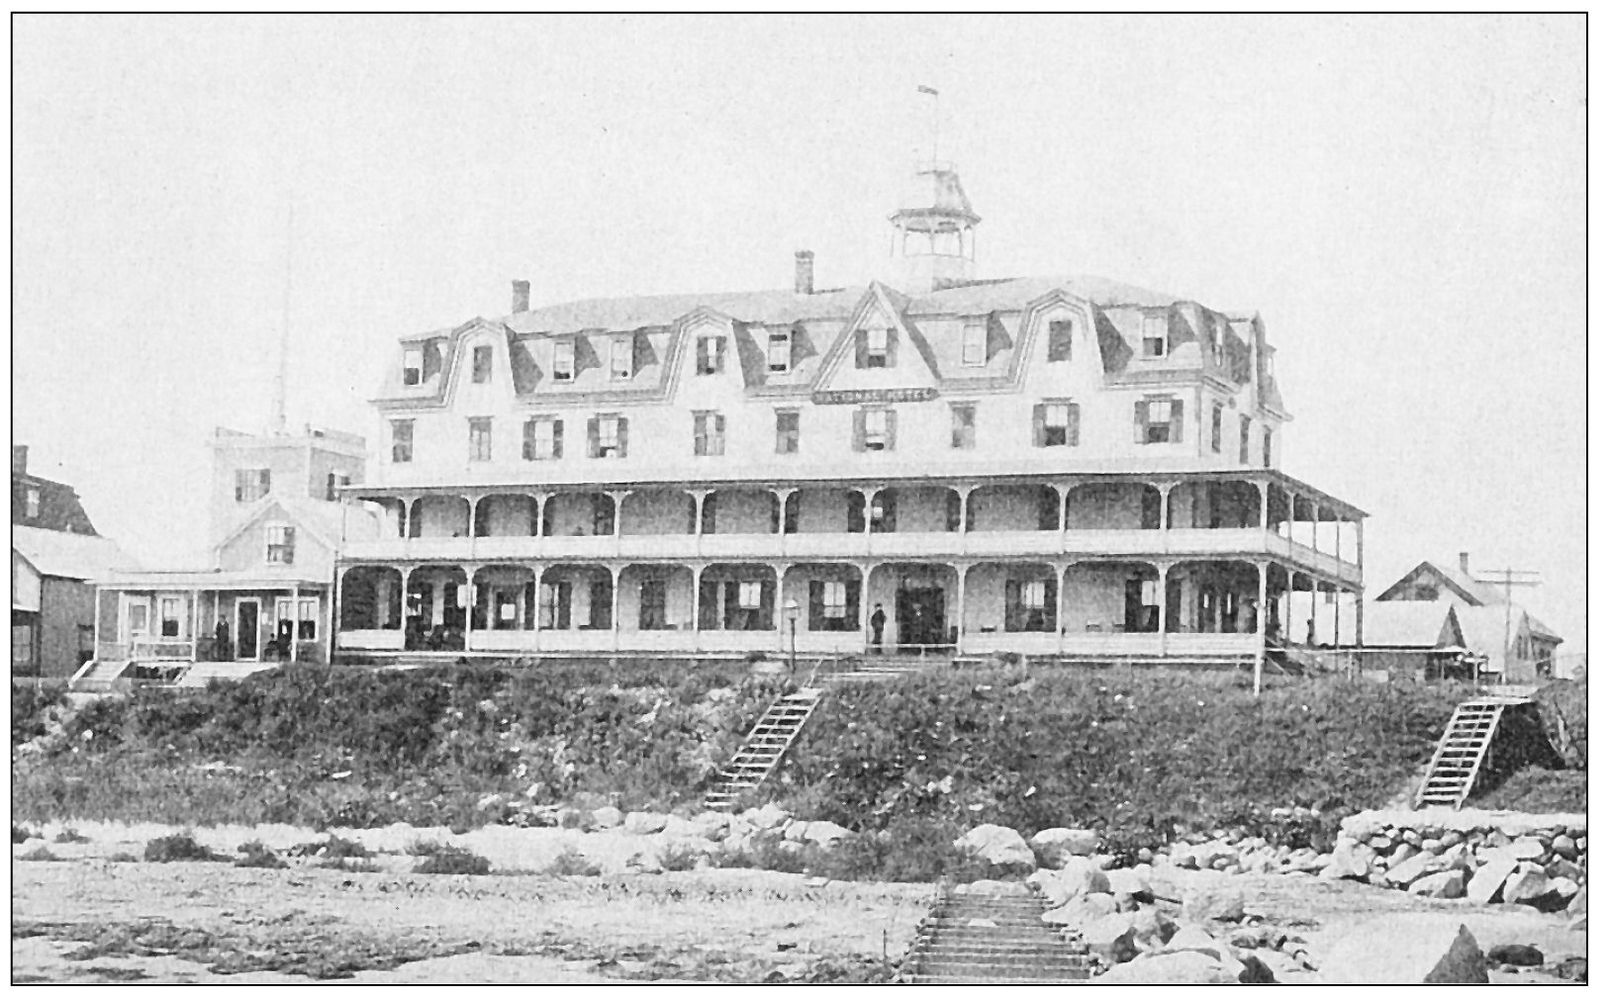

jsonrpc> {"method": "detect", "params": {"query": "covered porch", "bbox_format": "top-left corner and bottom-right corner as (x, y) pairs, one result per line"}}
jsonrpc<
(94, 570), (333, 665)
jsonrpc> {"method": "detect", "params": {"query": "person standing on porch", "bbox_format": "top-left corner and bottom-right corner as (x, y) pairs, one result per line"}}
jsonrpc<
(870, 604), (887, 652)
(214, 618), (230, 662)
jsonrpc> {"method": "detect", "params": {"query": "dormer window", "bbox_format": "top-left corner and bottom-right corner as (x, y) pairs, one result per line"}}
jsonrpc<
(961, 322), (985, 367)
(767, 329), (792, 373)
(696, 333), (725, 375)
(1209, 321), (1225, 366)
(552, 339), (575, 383)
(1142, 315), (1167, 358)
(471, 345), (493, 383)
(235, 468), (271, 502)
(24, 487), (40, 519)
(610, 337), (633, 381)
(402, 346), (423, 386)
(1047, 320), (1073, 363)
(861, 327), (889, 368)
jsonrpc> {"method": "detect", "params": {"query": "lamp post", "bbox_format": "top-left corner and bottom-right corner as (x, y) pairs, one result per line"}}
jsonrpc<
(784, 598), (800, 677)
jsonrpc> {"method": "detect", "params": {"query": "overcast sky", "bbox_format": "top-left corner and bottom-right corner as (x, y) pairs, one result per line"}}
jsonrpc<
(12, 14), (1587, 653)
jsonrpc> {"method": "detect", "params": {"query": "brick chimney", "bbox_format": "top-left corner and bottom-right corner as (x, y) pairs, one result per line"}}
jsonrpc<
(511, 279), (531, 314)
(794, 251), (814, 295)
(11, 445), (26, 476)
(1459, 551), (1471, 575)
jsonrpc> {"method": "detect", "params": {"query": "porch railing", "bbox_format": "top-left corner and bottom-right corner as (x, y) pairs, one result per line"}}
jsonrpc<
(96, 639), (197, 662)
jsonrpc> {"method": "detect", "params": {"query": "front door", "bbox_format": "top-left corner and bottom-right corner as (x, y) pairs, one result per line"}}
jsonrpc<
(896, 586), (947, 651)
(235, 599), (260, 661)
(122, 596), (152, 646)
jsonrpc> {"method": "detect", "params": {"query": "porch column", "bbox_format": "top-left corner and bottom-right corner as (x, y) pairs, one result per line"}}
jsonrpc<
(533, 492), (549, 538)
(1284, 569), (1293, 641)
(1157, 482), (1177, 531)
(1256, 480), (1269, 530)
(1051, 483), (1071, 533)
(213, 589), (220, 660)
(610, 565), (623, 652)
(1310, 500), (1321, 552)
(691, 564), (705, 639)
(956, 484), (975, 534)
(1054, 560), (1070, 658)
(772, 488), (797, 535)
(1152, 560), (1170, 655)
(1309, 572), (1319, 645)
(1333, 582), (1341, 651)
(1254, 560), (1269, 696)
(608, 491), (632, 559)
(1354, 586), (1364, 648)
(955, 563), (969, 645)
(862, 490), (874, 534)
(1287, 491), (1295, 550)
(190, 589), (200, 662)
(401, 498), (411, 540)
(288, 587), (298, 662)
(860, 562), (874, 654)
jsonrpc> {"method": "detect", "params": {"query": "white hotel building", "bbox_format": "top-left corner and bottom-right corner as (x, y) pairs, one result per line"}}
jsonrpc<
(335, 164), (1364, 665)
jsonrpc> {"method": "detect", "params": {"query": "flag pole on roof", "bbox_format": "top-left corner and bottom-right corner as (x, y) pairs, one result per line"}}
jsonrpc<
(917, 85), (940, 167)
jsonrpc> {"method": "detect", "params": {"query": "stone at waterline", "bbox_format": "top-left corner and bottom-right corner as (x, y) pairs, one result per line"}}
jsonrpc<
(1029, 826), (1100, 867)
(590, 806), (624, 829)
(1384, 850), (1434, 886)
(1567, 884), (1587, 916)
(1183, 886), (1246, 923)
(690, 811), (730, 841)
(1552, 834), (1579, 860)
(745, 803), (790, 830)
(1548, 877), (1581, 900)
(1487, 943), (1544, 967)
(1319, 839), (1372, 880)
(1236, 951), (1276, 983)
(1508, 837), (1547, 862)
(1160, 924), (1222, 959)
(1082, 912), (1140, 965)
(1039, 856), (1108, 906)
(1098, 951), (1240, 984)
(1502, 863), (1553, 905)
(623, 811), (668, 835)
(1465, 851), (1521, 904)
(1407, 869), (1467, 899)
(1318, 916), (1487, 984)
(953, 824), (1035, 871)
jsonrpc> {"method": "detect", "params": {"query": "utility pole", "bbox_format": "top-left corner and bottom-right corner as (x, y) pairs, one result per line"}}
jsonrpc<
(1472, 564), (1542, 681)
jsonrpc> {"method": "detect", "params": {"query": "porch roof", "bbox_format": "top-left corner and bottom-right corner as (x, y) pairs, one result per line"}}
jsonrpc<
(97, 568), (330, 592)
(345, 466), (1367, 520)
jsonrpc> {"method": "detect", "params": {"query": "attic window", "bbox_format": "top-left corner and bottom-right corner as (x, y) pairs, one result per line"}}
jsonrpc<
(1142, 315), (1167, 359)
(961, 322), (985, 367)
(768, 330), (792, 373)
(1210, 322), (1225, 366)
(325, 471), (350, 501)
(265, 524), (296, 565)
(403, 347), (423, 386)
(472, 345), (493, 383)
(1047, 320), (1072, 363)
(24, 487), (39, 519)
(552, 339), (575, 383)
(235, 468), (271, 502)
(696, 333), (726, 375)
(610, 337), (633, 381)
(862, 327), (889, 368)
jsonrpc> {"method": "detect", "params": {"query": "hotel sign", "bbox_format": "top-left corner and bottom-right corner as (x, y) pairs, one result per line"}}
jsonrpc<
(811, 387), (938, 406)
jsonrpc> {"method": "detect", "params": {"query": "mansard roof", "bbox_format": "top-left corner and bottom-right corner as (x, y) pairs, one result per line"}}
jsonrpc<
(373, 274), (1282, 405)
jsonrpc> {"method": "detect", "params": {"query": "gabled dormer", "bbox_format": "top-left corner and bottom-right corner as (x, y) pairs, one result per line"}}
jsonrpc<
(813, 284), (942, 394)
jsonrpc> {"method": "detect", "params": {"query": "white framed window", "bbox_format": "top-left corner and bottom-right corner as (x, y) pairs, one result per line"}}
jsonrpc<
(403, 346), (424, 386)
(694, 411), (726, 457)
(390, 420), (414, 463)
(265, 524), (295, 565)
(863, 407), (890, 451)
(1047, 319), (1073, 363)
(961, 322), (985, 367)
(159, 596), (183, 638)
(471, 345), (493, 383)
(610, 337), (633, 380)
(737, 580), (762, 609)
(127, 600), (150, 637)
(1137, 397), (1180, 445)
(696, 334), (725, 375)
(822, 581), (847, 619)
(951, 403), (976, 449)
(1036, 401), (1079, 447)
(235, 468), (271, 502)
(768, 330), (792, 373)
(524, 417), (563, 460)
(863, 326), (888, 368)
(775, 409), (799, 455)
(24, 487), (40, 519)
(1142, 314), (1167, 358)
(468, 417), (493, 462)
(298, 598), (318, 640)
(1021, 580), (1048, 609)
(552, 338), (575, 383)
(590, 414), (626, 458)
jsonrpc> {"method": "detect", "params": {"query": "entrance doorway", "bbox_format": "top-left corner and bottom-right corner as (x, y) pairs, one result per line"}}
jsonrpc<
(896, 586), (947, 651)
(235, 599), (260, 661)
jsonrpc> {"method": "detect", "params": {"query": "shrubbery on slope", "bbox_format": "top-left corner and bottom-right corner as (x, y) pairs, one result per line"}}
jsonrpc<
(766, 669), (1469, 854)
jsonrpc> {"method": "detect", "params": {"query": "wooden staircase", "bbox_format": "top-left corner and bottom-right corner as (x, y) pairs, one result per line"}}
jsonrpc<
(903, 883), (1092, 983)
(67, 657), (131, 693)
(704, 687), (823, 811)
(1414, 695), (1527, 808)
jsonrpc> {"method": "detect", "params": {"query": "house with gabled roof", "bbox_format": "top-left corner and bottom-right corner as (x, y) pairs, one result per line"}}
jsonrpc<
(85, 426), (376, 683)
(336, 160), (1366, 668)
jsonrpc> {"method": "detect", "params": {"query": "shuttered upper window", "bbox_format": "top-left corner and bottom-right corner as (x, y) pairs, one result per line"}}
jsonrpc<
(524, 417), (563, 461)
(589, 414), (628, 459)
(1047, 319), (1073, 363)
(1135, 397), (1184, 444)
(693, 411), (726, 456)
(856, 327), (896, 368)
(1033, 401), (1080, 447)
(235, 468), (271, 502)
(854, 406), (896, 452)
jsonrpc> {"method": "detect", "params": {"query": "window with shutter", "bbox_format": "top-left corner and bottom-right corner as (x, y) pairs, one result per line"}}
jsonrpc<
(951, 403), (975, 449)
(235, 468), (272, 502)
(524, 417), (561, 461)
(862, 327), (888, 368)
(472, 345), (493, 383)
(776, 410), (799, 454)
(1239, 416), (1252, 464)
(696, 335), (725, 375)
(1139, 397), (1177, 444)
(391, 420), (413, 463)
(1262, 429), (1273, 468)
(552, 339), (575, 382)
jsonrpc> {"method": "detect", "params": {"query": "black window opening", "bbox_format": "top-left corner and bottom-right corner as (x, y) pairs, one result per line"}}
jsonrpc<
(951, 405), (976, 449)
(391, 421), (414, 463)
(472, 345), (493, 383)
(1046, 319), (1072, 363)
(776, 410), (800, 455)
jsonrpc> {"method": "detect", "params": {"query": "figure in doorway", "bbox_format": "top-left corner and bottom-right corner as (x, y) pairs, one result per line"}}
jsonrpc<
(213, 618), (231, 662)
(870, 603), (887, 652)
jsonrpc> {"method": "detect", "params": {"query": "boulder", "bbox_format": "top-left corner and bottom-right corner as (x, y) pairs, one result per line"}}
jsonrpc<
(556, 807), (586, 829)
(954, 824), (1036, 872)
(1082, 912), (1139, 964)
(1551, 834), (1579, 860)
(1508, 837), (1547, 861)
(1029, 827), (1100, 867)
(1105, 865), (1152, 900)
(623, 811), (668, 835)
(1466, 852), (1520, 904)
(1320, 840), (1373, 880)
(953, 879), (1020, 897)
(1184, 886), (1246, 923)
(745, 803), (790, 830)
(1128, 905), (1175, 948)
(1385, 851), (1434, 887)
(590, 806), (624, 829)
(1160, 924), (1223, 958)
(1502, 864), (1552, 905)
(1236, 952), (1276, 984)
(782, 820), (809, 843)
(1487, 943), (1544, 967)
(1548, 877), (1581, 900)
(1098, 951), (1239, 984)
(800, 820), (851, 848)
(1040, 857), (1110, 906)
(1547, 857), (1583, 881)
(1318, 916), (1488, 984)
(1407, 870), (1467, 899)
(1567, 884), (1587, 916)
(690, 811), (730, 841)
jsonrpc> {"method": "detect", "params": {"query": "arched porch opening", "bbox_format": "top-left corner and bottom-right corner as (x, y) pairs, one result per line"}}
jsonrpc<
(791, 486), (869, 534)
(409, 496), (471, 538)
(538, 564), (613, 630)
(867, 562), (959, 651)
(1168, 480), (1262, 529)
(404, 564), (468, 650)
(619, 564), (695, 632)
(1165, 560), (1262, 634)
(780, 563), (862, 632)
(964, 561), (1058, 635)
(470, 564), (537, 631)
(697, 563), (777, 631)
(1066, 481), (1163, 531)
(339, 565), (403, 631)
(701, 489), (780, 535)
(473, 494), (540, 538)
(968, 483), (1061, 532)
(1064, 560), (1162, 634)
(868, 485), (964, 533)
(543, 492), (615, 537)
(620, 489), (695, 536)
